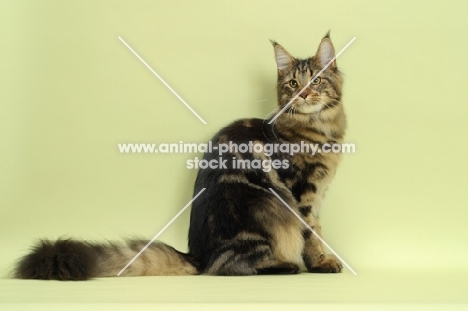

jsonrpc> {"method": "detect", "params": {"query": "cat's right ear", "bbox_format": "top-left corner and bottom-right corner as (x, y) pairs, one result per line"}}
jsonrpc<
(271, 40), (294, 73)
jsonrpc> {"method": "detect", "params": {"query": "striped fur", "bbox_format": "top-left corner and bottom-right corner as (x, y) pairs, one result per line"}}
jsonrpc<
(14, 34), (345, 280)
(190, 34), (345, 275)
(15, 239), (198, 280)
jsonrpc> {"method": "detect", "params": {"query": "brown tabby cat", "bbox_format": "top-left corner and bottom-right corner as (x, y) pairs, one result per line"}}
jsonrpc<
(15, 33), (346, 280)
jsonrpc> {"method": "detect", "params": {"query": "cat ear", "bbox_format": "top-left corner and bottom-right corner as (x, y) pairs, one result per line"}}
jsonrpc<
(316, 35), (336, 69)
(271, 40), (294, 72)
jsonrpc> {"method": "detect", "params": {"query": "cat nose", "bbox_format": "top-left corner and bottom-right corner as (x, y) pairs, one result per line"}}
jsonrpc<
(299, 91), (309, 99)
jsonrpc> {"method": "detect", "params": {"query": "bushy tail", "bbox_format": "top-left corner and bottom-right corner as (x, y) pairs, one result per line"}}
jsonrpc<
(14, 239), (199, 280)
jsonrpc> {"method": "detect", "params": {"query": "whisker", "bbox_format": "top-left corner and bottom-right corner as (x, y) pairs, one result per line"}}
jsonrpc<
(265, 105), (282, 119)
(263, 106), (281, 141)
(286, 103), (297, 122)
(272, 118), (279, 140)
(329, 98), (343, 105)
(291, 105), (297, 120)
(319, 101), (339, 119)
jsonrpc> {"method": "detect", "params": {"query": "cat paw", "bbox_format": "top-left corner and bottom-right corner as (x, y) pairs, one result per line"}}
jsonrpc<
(308, 254), (342, 273)
(257, 262), (301, 275)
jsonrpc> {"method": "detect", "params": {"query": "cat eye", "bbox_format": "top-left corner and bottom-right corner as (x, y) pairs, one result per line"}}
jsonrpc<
(311, 77), (321, 85)
(289, 80), (298, 88)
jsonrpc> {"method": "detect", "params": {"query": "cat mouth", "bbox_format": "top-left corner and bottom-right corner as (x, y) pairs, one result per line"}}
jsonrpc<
(293, 101), (323, 114)
(296, 98), (320, 106)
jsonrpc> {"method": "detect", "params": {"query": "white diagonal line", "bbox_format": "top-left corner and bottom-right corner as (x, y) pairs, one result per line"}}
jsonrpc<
(118, 36), (207, 125)
(268, 188), (357, 275)
(117, 188), (206, 276)
(268, 37), (356, 124)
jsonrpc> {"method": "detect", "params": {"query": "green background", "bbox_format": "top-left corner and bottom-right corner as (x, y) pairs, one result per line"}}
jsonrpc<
(1, 0), (468, 308)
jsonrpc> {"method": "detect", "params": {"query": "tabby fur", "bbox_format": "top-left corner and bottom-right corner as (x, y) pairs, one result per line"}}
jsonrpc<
(14, 33), (346, 280)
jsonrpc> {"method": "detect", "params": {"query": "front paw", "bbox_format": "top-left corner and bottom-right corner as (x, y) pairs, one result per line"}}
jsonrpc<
(308, 254), (342, 273)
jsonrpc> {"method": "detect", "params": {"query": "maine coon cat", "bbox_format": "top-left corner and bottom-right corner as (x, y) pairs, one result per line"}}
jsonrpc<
(15, 33), (346, 280)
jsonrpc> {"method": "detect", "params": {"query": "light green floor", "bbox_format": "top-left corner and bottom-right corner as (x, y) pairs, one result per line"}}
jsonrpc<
(1, 270), (467, 310)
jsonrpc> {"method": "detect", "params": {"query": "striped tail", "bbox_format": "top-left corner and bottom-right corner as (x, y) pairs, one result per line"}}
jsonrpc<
(14, 239), (199, 280)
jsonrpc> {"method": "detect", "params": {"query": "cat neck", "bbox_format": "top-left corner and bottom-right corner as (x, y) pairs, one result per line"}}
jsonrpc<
(274, 105), (347, 142)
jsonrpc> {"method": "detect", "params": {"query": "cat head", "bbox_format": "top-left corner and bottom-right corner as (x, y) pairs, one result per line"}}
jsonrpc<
(272, 34), (343, 119)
